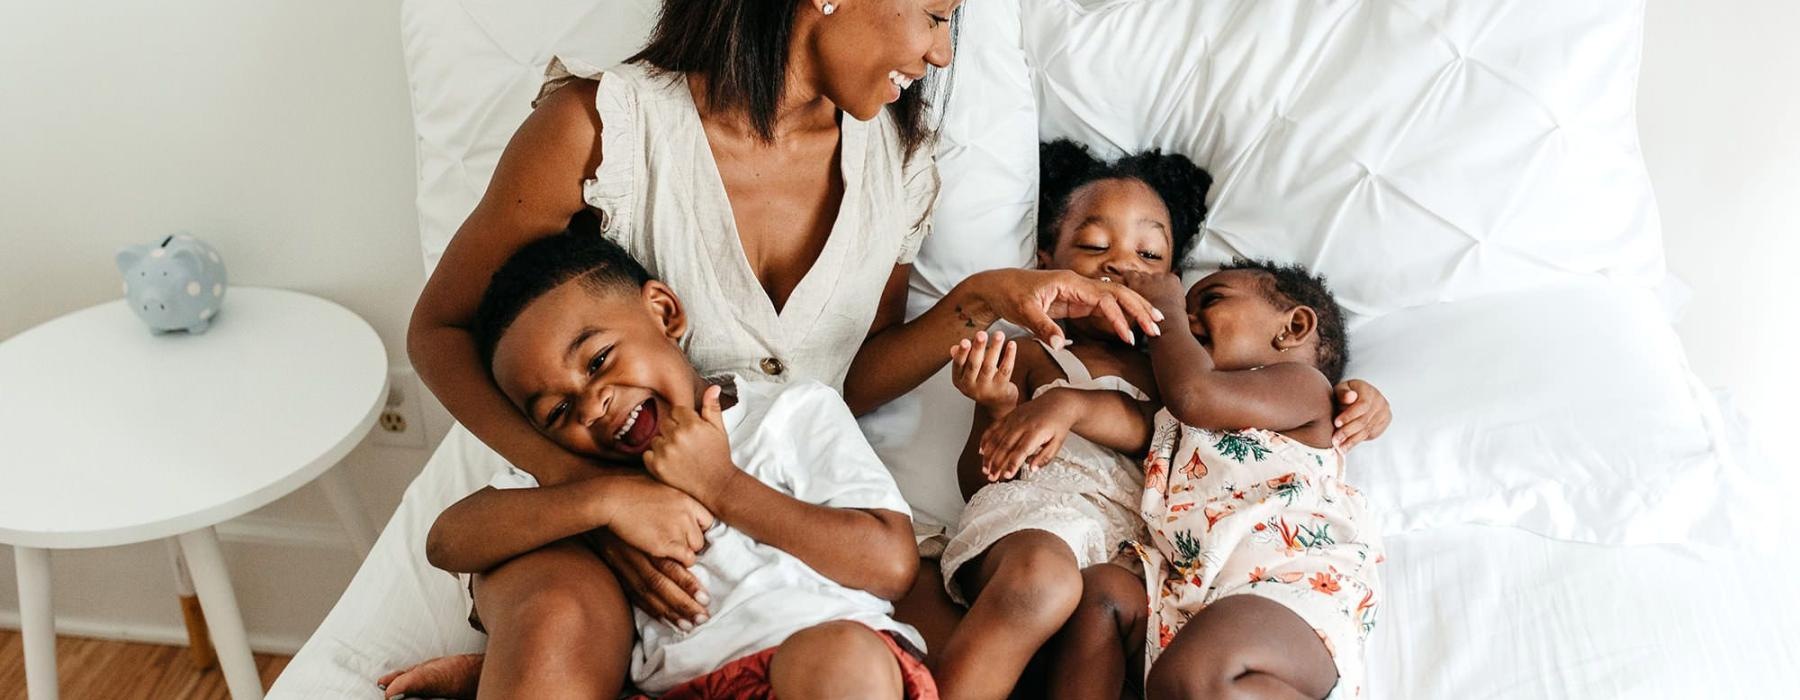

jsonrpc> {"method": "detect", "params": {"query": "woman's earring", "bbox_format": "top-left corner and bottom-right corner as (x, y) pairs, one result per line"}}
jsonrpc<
(822, 2), (836, 15)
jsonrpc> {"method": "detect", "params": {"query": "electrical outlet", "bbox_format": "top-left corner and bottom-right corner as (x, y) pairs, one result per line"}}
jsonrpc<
(372, 367), (429, 448)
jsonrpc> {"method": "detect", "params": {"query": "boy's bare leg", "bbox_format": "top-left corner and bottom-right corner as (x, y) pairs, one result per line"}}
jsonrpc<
(933, 530), (1083, 700)
(1143, 594), (1337, 700)
(1047, 563), (1146, 700)
(891, 557), (964, 662)
(768, 621), (907, 699)
(378, 539), (634, 699)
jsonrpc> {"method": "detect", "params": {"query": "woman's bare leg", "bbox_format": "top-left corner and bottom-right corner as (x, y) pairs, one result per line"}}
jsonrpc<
(378, 539), (635, 699)
(1046, 563), (1147, 700)
(1143, 595), (1337, 700)
(892, 557), (964, 663)
(933, 530), (1083, 700)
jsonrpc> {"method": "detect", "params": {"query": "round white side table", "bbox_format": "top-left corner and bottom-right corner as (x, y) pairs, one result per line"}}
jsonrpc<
(0, 287), (388, 699)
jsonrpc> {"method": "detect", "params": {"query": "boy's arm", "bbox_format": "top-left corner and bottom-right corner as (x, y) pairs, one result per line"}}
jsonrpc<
(424, 473), (712, 574)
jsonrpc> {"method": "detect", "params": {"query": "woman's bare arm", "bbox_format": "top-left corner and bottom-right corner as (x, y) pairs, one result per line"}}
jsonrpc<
(407, 81), (609, 487)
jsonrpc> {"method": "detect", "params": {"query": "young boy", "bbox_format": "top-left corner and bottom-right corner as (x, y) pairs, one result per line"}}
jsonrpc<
(390, 220), (935, 699)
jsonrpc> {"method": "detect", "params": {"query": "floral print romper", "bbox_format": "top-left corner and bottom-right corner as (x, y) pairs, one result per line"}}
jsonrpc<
(1133, 410), (1384, 699)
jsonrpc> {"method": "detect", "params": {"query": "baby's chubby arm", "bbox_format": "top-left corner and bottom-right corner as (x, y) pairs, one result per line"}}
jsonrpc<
(424, 474), (713, 575)
(643, 386), (918, 601)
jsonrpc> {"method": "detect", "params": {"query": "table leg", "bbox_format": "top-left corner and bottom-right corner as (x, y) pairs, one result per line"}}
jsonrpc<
(177, 528), (264, 700)
(318, 465), (376, 559)
(14, 546), (58, 700)
(165, 539), (219, 670)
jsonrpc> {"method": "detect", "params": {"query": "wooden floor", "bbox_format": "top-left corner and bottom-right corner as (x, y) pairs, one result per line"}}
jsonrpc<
(0, 631), (290, 699)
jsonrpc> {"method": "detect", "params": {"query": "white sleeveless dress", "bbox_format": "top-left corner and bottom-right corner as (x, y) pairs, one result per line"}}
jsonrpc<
(537, 59), (941, 390)
(939, 341), (1152, 604)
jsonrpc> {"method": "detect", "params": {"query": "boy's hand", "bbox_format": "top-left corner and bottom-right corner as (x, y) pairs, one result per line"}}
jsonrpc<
(1120, 270), (1187, 316)
(949, 330), (1019, 416)
(1332, 379), (1392, 450)
(644, 385), (740, 511)
(586, 530), (711, 629)
(980, 389), (1081, 481)
(604, 475), (713, 564)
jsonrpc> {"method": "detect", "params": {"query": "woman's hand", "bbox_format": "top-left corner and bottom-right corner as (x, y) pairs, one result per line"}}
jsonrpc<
(966, 269), (1164, 350)
(949, 330), (1020, 416)
(585, 530), (711, 629)
(643, 385), (741, 511)
(980, 390), (1082, 481)
(1333, 379), (1392, 450)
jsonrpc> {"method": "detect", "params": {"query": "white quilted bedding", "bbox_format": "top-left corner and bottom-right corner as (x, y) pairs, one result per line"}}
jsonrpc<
(270, 1), (1796, 696)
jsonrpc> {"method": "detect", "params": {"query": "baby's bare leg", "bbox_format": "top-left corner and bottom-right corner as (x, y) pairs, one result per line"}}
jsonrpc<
(1144, 594), (1337, 700)
(1047, 563), (1147, 700)
(935, 530), (1083, 700)
(767, 621), (906, 699)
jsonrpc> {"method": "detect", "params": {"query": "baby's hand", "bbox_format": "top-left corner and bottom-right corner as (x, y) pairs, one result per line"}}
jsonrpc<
(644, 385), (740, 511)
(1120, 270), (1187, 314)
(980, 389), (1081, 481)
(949, 330), (1019, 416)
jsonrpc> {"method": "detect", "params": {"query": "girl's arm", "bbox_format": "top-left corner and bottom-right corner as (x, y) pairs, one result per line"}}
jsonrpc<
(979, 388), (1155, 478)
(1127, 274), (1334, 435)
(842, 266), (1165, 416)
(424, 473), (712, 574)
(407, 80), (612, 487)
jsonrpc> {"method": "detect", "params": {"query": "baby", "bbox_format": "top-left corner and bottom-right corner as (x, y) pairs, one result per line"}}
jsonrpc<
(385, 222), (937, 699)
(986, 262), (1384, 699)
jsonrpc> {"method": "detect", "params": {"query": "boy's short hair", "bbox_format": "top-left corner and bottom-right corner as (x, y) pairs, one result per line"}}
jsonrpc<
(1219, 259), (1349, 384)
(471, 209), (654, 368)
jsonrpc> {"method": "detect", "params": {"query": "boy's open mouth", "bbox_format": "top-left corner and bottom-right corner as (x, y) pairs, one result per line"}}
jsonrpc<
(611, 398), (660, 454)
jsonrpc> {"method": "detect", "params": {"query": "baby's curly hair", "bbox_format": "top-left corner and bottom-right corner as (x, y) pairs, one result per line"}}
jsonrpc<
(1037, 139), (1213, 259)
(1219, 259), (1349, 385)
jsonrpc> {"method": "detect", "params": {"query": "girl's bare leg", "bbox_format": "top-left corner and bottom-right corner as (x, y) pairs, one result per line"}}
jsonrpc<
(1143, 595), (1337, 700)
(378, 539), (635, 699)
(768, 621), (907, 699)
(1046, 563), (1147, 700)
(934, 530), (1083, 700)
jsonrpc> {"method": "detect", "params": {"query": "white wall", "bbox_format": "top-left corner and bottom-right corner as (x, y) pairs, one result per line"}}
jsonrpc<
(0, 0), (1792, 659)
(0, 0), (447, 652)
(1639, 0), (1800, 465)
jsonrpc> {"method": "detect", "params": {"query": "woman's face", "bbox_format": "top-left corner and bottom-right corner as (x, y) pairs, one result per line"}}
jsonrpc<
(808, 0), (959, 120)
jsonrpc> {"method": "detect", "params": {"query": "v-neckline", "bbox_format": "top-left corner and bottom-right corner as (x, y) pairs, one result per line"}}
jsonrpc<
(683, 80), (863, 332)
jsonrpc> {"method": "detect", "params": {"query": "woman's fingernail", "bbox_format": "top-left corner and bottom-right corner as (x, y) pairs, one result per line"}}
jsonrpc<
(678, 619), (694, 632)
(1335, 419), (1344, 427)
(695, 614), (710, 625)
(695, 591), (711, 605)
(1153, 309), (1166, 322)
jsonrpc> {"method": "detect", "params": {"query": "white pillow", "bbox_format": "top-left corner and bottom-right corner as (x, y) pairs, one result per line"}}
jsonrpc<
(1022, 0), (1666, 320)
(1344, 280), (1756, 545)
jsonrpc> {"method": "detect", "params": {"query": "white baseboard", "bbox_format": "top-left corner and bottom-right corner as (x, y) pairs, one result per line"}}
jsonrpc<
(0, 611), (306, 656)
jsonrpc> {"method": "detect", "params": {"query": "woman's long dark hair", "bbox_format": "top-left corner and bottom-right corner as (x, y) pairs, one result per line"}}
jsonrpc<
(629, 0), (955, 159)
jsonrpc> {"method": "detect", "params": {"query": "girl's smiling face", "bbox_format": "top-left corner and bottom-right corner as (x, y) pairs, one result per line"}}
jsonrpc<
(1185, 269), (1316, 372)
(1040, 177), (1177, 281)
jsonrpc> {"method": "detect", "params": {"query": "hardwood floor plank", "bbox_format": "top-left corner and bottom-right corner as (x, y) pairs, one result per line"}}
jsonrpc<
(0, 630), (290, 700)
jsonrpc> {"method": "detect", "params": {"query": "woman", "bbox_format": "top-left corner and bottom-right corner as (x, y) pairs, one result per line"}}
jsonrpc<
(386, 0), (1389, 695)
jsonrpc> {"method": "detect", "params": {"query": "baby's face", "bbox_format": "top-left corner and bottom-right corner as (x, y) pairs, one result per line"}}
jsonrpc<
(1185, 269), (1299, 371)
(490, 278), (700, 462)
(1043, 177), (1176, 280)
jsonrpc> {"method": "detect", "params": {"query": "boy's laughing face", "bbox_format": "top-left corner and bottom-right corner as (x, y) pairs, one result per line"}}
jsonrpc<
(490, 277), (701, 462)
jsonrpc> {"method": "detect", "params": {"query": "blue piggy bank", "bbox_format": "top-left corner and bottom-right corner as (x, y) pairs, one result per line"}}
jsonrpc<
(116, 234), (228, 334)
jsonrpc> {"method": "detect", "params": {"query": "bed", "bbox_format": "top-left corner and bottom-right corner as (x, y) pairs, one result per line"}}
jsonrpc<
(270, 0), (1799, 696)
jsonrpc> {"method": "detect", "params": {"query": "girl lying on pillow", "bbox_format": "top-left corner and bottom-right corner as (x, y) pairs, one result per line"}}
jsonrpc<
(933, 140), (1385, 699)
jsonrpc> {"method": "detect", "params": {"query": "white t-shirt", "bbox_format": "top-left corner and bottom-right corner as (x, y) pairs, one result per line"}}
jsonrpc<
(488, 376), (920, 693)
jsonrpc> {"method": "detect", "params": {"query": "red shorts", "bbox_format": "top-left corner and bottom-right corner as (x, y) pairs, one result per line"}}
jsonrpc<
(633, 625), (938, 700)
